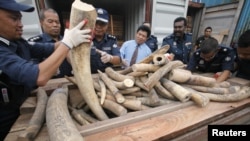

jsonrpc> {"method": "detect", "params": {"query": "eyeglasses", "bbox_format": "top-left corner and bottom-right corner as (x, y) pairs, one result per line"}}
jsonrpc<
(200, 51), (217, 60)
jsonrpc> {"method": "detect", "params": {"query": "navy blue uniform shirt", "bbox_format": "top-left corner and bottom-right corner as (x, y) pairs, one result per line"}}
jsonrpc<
(0, 37), (54, 138)
(91, 33), (120, 73)
(145, 35), (158, 52)
(235, 59), (250, 80)
(187, 46), (235, 73)
(162, 33), (193, 64)
(195, 35), (213, 50)
(28, 33), (73, 78)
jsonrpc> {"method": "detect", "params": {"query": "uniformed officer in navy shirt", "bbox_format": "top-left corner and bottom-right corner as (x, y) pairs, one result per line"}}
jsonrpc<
(235, 29), (250, 80)
(194, 26), (213, 51)
(0, 0), (91, 140)
(187, 37), (235, 82)
(143, 22), (158, 52)
(91, 8), (121, 73)
(161, 17), (193, 64)
(28, 8), (73, 78)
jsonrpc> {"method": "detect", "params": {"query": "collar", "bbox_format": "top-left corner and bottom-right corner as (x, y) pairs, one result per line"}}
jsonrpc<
(43, 33), (62, 42)
(174, 33), (187, 41)
(0, 36), (10, 46)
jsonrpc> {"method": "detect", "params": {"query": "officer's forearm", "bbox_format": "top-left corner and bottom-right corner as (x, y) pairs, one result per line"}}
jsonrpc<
(216, 70), (231, 83)
(110, 56), (121, 65)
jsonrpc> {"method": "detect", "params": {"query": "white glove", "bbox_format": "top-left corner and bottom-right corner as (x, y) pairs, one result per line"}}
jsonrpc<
(62, 20), (91, 49)
(101, 52), (113, 63)
(121, 59), (129, 69)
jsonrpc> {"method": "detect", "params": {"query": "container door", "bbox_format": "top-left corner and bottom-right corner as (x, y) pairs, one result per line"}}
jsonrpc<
(151, 0), (189, 47)
(198, 1), (244, 46)
(17, 0), (42, 39)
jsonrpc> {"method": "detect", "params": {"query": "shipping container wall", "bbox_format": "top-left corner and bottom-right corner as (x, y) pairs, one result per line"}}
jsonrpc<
(198, 0), (243, 46)
(124, 0), (145, 41)
(151, 0), (189, 47)
(198, 0), (238, 7)
(231, 0), (250, 45)
(17, 0), (42, 39)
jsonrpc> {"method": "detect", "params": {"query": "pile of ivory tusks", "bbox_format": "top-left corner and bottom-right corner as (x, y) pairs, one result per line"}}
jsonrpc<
(22, 48), (250, 141)
(63, 48), (250, 125)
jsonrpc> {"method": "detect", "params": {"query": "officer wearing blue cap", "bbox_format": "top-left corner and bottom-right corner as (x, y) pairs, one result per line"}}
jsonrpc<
(0, 0), (91, 140)
(161, 17), (193, 64)
(91, 8), (121, 73)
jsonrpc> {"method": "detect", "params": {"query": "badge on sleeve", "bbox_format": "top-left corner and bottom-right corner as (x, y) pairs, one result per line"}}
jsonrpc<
(225, 57), (231, 61)
(113, 44), (118, 48)
(199, 60), (204, 65)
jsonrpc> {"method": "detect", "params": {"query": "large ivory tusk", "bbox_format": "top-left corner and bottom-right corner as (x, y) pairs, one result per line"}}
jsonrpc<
(69, 0), (108, 120)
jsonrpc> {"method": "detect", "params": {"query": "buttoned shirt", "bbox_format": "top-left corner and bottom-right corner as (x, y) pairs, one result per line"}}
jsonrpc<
(91, 33), (120, 73)
(145, 35), (158, 52)
(195, 35), (212, 49)
(187, 46), (235, 73)
(0, 37), (54, 107)
(162, 33), (193, 64)
(28, 33), (72, 78)
(120, 40), (152, 65)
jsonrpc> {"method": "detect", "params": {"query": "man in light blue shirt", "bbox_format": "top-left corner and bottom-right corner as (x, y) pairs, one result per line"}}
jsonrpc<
(120, 25), (152, 68)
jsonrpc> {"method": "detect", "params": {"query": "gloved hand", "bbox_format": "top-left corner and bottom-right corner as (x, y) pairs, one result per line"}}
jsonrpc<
(101, 52), (113, 63)
(62, 20), (91, 49)
(121, 59), (129, 69)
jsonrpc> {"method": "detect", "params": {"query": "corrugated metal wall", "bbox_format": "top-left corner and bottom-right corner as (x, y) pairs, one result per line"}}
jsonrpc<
(198, 1), (242, 46)
(124, 0), (145, 40)
(232, 0), (250, 44)
(191, 0), (238, 7)
(152, 0), (189, 47)
(194, 0), (249, 45)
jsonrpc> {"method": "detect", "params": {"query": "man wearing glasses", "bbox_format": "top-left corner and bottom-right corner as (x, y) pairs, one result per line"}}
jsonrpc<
(186, 37), (235, 82)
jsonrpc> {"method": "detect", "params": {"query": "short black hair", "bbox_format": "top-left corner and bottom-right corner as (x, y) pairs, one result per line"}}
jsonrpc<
(238, 29), (250, 48)
(39, 8), (58, 21)
(174, 17), (187, 26)
(205, 26), (212, 31)
(137, 25), (151, 38)
(200, 37), (219, 54)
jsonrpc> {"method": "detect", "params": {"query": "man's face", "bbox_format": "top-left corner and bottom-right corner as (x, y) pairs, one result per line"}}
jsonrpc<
(0, 9), (23, 40)
(40, 11), (61, 39)
(94, 20), (108, 38)
(135, 30), (148, 45)
(204, 29), (212, 37)
(237, 46), (250, 61)
(173, 20), (186, 37)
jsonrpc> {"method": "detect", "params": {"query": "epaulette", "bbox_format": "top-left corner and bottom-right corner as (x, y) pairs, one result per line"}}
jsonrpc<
(27, 36), (42, 42)
(219, 46), (232, 54)
(107, 34), (116, 40)
(164, 34), (173, 40)
(151, 35), (157, 39)
(194, 51), (200, 57)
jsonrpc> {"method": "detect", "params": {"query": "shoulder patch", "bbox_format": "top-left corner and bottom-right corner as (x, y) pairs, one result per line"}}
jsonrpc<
(151, 35), (157, 39)
(108, 34), (116, 39)
(28, 36), (42, 42)
(195, 51), (200, 56)
(113, 44), (118, 48)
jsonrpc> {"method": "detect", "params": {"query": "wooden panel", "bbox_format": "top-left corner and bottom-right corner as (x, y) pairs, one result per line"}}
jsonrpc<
(20, 97), (37, 115)
(83, 99), (250, 141)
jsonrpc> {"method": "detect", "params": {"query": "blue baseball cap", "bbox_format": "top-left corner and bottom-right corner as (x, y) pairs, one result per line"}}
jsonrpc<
(0, 0), (34, 12)
(96, 8), (109, 23)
